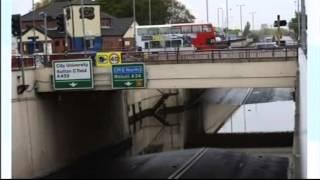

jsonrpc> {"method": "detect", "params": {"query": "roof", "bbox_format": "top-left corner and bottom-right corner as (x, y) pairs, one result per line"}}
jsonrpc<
(67, 0), (98, 6)
(100, 12), (116, 19)
(22, 26), (66, 39)
(21, 0), (98, 21)
(101, 17), (133, 36)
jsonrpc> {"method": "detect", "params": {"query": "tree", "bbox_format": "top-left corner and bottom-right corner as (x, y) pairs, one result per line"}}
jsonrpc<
(99, 0), (195, 25)
(289, 12), (300, 40)
(34, 0), (195, 25)
(34, 0), (52, 10)
(242, 22), (251, 38)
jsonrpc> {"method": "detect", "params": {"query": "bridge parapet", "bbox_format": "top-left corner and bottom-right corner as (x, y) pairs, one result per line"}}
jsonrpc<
(12, 47), (298, 69)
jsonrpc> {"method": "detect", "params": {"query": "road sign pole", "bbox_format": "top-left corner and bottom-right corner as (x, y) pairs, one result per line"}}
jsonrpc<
(277, 15), (280, 46)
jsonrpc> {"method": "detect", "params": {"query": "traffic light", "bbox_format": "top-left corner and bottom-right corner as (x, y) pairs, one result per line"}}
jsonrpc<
(12, 14), (21, 37)
(56, 14), (65, 32)
(274, 20), (287, 27)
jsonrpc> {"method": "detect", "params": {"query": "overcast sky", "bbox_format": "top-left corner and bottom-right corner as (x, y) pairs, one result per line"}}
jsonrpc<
(12, 0), (297, 30)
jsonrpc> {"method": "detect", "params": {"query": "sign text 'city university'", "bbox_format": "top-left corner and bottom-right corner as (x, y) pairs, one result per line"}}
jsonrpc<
(53, 59), (93, 90)
(112, 63), (146, 89)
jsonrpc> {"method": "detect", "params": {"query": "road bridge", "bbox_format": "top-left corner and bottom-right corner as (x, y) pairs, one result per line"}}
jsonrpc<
(11, 47), (302, 178)
(12, 47), (298, 92)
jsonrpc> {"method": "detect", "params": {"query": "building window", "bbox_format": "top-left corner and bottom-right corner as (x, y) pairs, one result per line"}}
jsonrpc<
(101, 18), (111, 28)
(181, 26), (192, 33)
(144, 42), (149, 49)
(150, 41), (162, 48)
(86, 39), (94, 49)
(125, 41), (131, 46)
(66, 8), (71, 20)
(192, 25), (202, 33)
(79, 7), (95, 20)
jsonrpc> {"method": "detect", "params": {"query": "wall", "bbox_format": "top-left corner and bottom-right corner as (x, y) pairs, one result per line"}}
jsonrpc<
(293, 49), (307, 178)
(21, 28), (53, 42)
(12, 70), (129, 178)
(126, 89), (185, 155)
(102, 36), (124, 51)
(51, 38), (66, 53)
(123, 22), (136, 39)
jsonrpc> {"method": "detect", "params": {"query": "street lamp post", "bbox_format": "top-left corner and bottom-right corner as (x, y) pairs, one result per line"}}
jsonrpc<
(237, 4), (245, 32)
(149, 0), (152, 25)
(218, 8), (224, 29)
(217, 8), (220, 28)
(39, 12), (48, 65)
(171, 0), (174, 24)
(296, 0), (301, 43)
(226, 0), (229, 40)
(80, 0), (87, 57)
(32, 0), (36, 54)
(206, 0), (209, 23)
(250, 11), (256, 30)
(133, 0), (136, 51)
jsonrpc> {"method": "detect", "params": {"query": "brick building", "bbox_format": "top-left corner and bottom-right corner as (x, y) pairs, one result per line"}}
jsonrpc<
(18, 0), (136, 54)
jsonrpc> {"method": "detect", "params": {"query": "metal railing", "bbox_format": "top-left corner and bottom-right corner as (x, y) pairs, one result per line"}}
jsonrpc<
(121, 47), (298, 64)
(11, 47), (298, 70)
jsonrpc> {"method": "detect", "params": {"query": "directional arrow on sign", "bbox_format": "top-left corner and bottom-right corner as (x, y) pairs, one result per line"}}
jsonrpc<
(124, 81), (133, 87)
(69, 82), (78, 87)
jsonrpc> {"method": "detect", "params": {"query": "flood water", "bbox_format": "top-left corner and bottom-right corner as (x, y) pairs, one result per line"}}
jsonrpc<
(219, 101), (295, 133)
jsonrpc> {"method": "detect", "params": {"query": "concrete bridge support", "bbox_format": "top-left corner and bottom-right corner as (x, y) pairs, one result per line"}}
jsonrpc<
(12, 71), (129, 178)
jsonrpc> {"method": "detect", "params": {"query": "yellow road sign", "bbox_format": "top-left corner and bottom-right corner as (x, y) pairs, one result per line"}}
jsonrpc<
(96, 52), (122, 67)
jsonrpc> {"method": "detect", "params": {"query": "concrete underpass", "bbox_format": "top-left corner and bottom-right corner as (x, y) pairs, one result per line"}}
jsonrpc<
(11, 49), (306, 179)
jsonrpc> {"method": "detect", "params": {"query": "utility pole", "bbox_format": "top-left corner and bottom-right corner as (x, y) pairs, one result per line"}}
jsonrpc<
(32, 0), (36, 55)
(250, 12), (256, 30)
(171, 0), (174, 24)
(18, 15), (26, 92)
(206, 0), (209, 23)
(277, 15), (281, 46)
(64, 13), (68, 53)
(133, 0), (137, 50)
(80, 0), (87, 57)
(237, 4), (245, 32)
(220, 8), (224, 29)
(300, 0), (306, 52)
(149, 0), (152, 25)
(226, 0), (229, 40)
(297, 0), (300, 43)
(40, 12), (48, 65)
(217, 8), (220, 28)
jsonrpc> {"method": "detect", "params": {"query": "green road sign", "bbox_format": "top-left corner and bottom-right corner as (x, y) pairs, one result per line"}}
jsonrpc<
(112, 63), (146, 89)
(53, 59), (94, 90)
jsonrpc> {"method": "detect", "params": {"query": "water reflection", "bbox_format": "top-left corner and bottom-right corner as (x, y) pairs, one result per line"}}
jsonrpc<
(218, 101), (295, 133)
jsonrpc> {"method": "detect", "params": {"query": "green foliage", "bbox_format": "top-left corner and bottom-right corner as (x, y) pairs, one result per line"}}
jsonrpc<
(248, 30), (259, 42)
(35, 0), (52, 10)
(98, 0), (195, 25)
(35, 0), (195, 25)
(227, 29), (241, 35)
(242, 22), (251, 38)
(289, 12), (300, 40)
